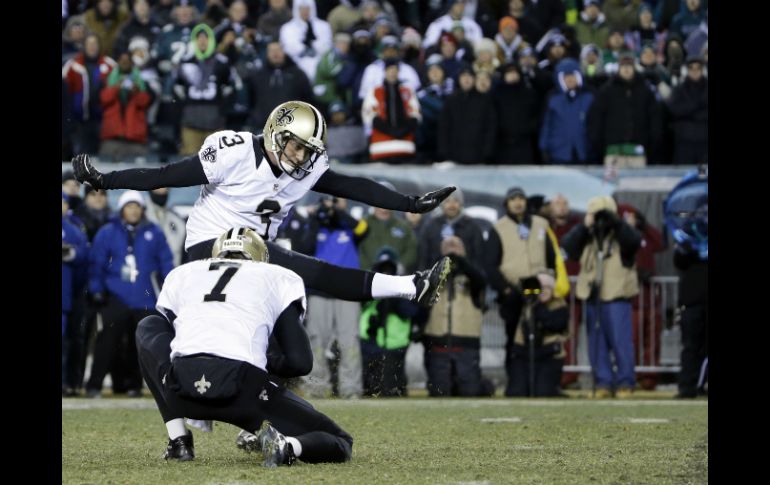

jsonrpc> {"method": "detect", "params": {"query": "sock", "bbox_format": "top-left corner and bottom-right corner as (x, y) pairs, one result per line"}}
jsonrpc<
(166, 418), (188, 440)
(371, 273), (415, 299)
(286, 437), (302, 457)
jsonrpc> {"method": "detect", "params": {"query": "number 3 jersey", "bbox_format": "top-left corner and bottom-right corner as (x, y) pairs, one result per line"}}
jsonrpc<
(157, 258), (307, 371)
(185, 130), (330, 248)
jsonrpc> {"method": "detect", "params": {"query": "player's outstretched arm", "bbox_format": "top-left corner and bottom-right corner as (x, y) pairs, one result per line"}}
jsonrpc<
(70, 153), (209, 190)
(312, 170), (456, 213)
(267, 300), (313, 378)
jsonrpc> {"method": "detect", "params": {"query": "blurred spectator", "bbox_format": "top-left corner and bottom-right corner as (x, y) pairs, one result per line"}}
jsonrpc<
(83, 0), (130, 59)
(337, 29), (376, 118)
(299, 197), (366, 398)
(400, 27), (424, 73)
(417, 190), (491, 397)
(669, 0), (706, 41)
(617, 203), (665, 391)
(579, 43), (607, 91)
(536, 33), (569, 77)
(257, 0), (292, 41)
(416, 54), (453, 163)
(437, 67), (496, 163)
(528, 0), (565, 33)
(362, 59), (421, 162)
(423, 0), (484, 49)
(76, 185), (113, 241)
(359, 247), (419, 397)
(562, 195), (641, 399)
(326, 101), (369, 163)
(662, 34), (687, 88)
(279, 0), (333, 83)
(62, 33), (116, 155)
(424, 32), (471, 82)
(684, 13), (708, 63)
(507, 0), (545, 45)
(654, 0), (686, 34)
(247, 40), (315, 132)
(347, 1), (387, 36)
(201, 0), (229, 28)
(493, 62), (538, 164)
(62, 15), (88, 64)
(602, 0), (642, 33)
(173, 23), (235, 155)
(112, 0), (160, 58)
(128, 37), (163, 127)
(472, 37), (500, 74)
(144, 188), (187, 267)
(506, 272), (569, 397)
(638, 44), (672, 100)
(327, 0), (367, 35)
(150, 0), (178, 28)
(666, 56), (708, 164)
(358, 182), (418, 274)
(358, 35), (421, 103)
(152, 1), (198, 76)
(86, 190), (174, 398)
(314, 32), (354, 114)
(447, 22), (478, 65)
(575, 0), (609, 53)
(98, 52), (153, 159)
(518, 45), (554, 108)
(588, 52), (663, 167)
(494, 16), (525, 64)
(62, 191), (88, 394)
(485, 186), (556, 396)
(543, 194), (581, 276)
(601, 28), (630, 72)
(624, 3), (665, 56)
(539, 58), (595, 164)
(671, 211), (708, 398)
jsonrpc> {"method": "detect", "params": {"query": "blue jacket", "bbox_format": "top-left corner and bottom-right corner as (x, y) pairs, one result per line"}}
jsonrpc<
(539, 58), (594, 162)
(315, 227), (360, 270)
(89, 217), (174, 310)
(62, 217), (88, 313)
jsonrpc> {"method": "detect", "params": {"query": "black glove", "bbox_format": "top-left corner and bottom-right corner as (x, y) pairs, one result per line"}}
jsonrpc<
(88, 292), (107, 308)
(71, 153), (105, 190)
(410, 186), (456, 213)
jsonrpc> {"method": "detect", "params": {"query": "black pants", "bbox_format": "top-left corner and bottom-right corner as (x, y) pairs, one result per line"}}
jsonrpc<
(425, 347), (485, 397)
(187, 239), (375, 302)
(505, 356), (564, 397)
(678, 303), (708, 396)
(136, 315), (353, 463)
(87, 298), (154, 393)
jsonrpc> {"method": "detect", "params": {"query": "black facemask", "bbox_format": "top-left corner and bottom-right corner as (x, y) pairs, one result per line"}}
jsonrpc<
(150, 191), (169, 207)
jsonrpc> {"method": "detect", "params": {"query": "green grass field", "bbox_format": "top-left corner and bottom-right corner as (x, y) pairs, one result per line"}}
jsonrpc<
(62, 395), (707, 485)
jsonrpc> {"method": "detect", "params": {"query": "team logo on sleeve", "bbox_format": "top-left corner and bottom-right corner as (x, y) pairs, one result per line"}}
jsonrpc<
(201, 145), (217, 163)
(275, 107), (297, 126)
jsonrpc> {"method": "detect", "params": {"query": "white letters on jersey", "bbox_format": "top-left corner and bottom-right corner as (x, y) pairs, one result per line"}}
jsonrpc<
(157, 258), (307, 371)
(185, 130), (330, 248)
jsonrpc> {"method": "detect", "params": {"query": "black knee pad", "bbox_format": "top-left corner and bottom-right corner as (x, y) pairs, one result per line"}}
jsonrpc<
(135, 315), (172, 348)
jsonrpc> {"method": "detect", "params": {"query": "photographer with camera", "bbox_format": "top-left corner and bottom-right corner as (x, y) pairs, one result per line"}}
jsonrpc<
(507, 273), (569, 397)
(562, 195), (641, 399)
(300, 196), (368, 398)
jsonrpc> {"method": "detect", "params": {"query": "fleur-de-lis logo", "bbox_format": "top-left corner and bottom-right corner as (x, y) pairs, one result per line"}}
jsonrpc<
(194, 375), (211, 394)
(275, 107), (297, 126)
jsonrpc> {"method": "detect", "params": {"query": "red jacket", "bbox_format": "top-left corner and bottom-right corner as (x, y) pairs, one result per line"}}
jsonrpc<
(62, 53), (116, 121)
(99, 83), (151, 144)
(362, 82), (421, 160)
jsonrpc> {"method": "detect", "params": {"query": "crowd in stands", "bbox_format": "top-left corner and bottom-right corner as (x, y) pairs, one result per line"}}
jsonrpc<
(62, 0), (708, 165)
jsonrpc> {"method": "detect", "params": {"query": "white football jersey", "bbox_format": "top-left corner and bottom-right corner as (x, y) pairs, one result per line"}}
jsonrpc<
(185, 130), (330, 248)
(157, 258), (307, 371)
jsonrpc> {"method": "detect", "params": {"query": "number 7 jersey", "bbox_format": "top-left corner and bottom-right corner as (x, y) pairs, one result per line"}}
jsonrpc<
(157, 258), (307, 370)
(185, 130), (330, 249)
